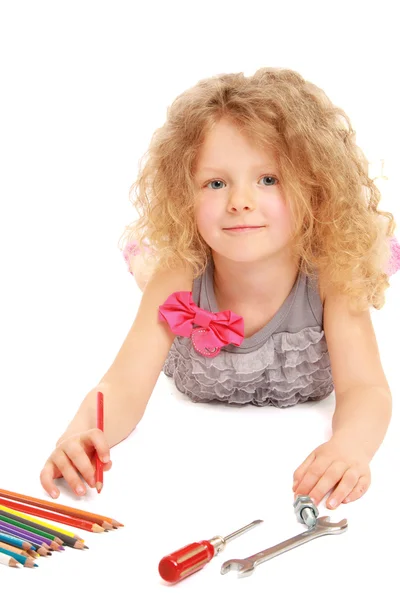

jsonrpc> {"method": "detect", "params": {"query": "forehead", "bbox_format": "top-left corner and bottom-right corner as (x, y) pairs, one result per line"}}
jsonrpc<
(195, 118), (276, 171)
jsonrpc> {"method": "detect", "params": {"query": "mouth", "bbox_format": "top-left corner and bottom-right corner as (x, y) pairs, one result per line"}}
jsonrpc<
(222, 225), (266, 232)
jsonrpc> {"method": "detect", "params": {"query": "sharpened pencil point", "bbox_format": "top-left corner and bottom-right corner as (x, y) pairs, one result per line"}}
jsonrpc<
(96, 482), (103, 493)
(84, 545), (89, 549)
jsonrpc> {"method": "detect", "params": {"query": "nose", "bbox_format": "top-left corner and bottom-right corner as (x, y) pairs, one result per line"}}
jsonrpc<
(227, 187), (256, 213)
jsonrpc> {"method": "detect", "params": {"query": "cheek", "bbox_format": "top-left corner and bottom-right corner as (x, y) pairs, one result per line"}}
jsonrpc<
(195, 199), (220, 235)
(264, 198), (293, 234)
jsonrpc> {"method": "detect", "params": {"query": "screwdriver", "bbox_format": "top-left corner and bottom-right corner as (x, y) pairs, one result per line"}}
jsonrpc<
(158, 519), (263, 583)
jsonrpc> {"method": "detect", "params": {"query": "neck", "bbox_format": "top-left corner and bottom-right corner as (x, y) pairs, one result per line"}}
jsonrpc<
(212, 249), (300, 309)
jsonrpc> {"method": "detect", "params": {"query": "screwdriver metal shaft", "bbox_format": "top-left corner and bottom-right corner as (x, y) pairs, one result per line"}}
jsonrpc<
(223, 520), (264, 544)
(158, 519), (263, 583)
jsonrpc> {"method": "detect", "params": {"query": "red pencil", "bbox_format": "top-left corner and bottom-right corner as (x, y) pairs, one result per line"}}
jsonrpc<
(96, 391), (104, 494)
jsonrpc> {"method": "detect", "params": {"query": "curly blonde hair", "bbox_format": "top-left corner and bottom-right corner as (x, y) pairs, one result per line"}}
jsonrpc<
(120, 67), (396, 310)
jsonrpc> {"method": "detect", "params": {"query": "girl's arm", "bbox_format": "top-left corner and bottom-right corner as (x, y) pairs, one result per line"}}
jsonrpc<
(57, 264), (194, 449)
(324, 291), (392, 457)
(292, 290), (392, 509)
(40, 264), (193, 498)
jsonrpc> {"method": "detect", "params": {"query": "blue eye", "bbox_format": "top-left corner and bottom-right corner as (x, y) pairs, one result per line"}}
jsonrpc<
(260, 176), (278, 186)
(206, 180), (225, 190)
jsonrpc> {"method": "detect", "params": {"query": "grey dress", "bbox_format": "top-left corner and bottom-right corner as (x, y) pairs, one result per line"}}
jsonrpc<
(163, 260), (334, 407)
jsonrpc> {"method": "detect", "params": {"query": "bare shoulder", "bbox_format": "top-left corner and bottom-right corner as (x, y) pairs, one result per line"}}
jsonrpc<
(133, 262), (194, 340)
(103, 264), (194, 384)
(141, 263), (194, 305)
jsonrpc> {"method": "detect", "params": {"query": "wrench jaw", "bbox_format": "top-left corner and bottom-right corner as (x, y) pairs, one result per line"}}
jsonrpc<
(237, 566), (255, 578)
(220, 559), (255, 577)
(316, 516), (348, 533)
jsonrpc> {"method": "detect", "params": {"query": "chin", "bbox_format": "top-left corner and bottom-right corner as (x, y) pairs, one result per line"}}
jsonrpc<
(214, 246), (273, 263)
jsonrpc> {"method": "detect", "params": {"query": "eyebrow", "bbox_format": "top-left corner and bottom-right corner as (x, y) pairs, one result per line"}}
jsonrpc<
(197, 165), (277, 173)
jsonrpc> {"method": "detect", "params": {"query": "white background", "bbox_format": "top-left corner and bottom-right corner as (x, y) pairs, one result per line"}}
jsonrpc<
(0, 1), (399, 598)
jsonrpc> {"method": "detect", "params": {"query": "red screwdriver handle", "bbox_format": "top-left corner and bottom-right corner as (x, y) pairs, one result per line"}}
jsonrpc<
(158, 540), (215, 583)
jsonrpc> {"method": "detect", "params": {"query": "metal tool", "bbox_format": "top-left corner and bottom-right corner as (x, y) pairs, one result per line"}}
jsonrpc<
(293, 495), (319, 529)
(221, 516), (348, 578)
(158, 519), (263, 583)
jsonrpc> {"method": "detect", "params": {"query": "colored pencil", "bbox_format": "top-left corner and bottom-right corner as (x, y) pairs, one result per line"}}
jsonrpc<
(96, 391), (104, 493)
(0, 532), (49, 557)
(0, 511), (86, 550)
(0, 488), (123, 528)
(0, 497), (105, 532)
(0, 504), (83, 539)
(0, 531), (34, 551)
(0, 513), (65, 547)
(0, 547), (37, 568)
(0, 542), (31, 558)
(0, 527), (52, 556)
(0, 553), (19, 568)
(0, 520), (58, 550)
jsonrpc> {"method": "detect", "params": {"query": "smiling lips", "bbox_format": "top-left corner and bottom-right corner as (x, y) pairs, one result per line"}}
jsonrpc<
(223, 225), (266, 232)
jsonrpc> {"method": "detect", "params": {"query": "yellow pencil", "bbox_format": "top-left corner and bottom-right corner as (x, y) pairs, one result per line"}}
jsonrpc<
(0, 504), (84, 541)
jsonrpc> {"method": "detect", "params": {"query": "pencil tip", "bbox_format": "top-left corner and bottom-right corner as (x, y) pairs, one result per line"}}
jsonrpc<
(96, 482), (103, 493)
(84, 545), (89, 549)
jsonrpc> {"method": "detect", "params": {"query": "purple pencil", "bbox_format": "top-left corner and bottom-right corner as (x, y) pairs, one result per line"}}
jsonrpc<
(0, 521), (62, 551)
(0, 520), (48, 546)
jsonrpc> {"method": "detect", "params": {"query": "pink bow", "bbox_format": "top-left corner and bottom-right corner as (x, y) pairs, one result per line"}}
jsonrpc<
(158, 291), (244, 357)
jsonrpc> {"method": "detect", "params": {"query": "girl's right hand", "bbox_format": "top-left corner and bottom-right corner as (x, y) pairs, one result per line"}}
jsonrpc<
(40, 429), (112, 498)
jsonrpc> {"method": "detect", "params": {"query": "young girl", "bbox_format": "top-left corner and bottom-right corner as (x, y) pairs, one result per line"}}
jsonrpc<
(40, 67), (399, 510)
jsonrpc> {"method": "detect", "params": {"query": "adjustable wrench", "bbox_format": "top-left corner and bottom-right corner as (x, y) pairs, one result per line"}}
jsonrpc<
(220, 516), (348, 577)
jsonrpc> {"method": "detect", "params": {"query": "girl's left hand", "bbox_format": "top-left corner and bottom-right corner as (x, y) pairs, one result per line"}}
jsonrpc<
(292, 435), (371, 509)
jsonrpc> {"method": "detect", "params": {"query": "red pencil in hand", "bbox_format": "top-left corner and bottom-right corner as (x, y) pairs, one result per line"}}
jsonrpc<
(96, 391), (104, 493)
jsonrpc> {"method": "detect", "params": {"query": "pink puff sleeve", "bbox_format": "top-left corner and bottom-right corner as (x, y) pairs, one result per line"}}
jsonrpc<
(387, 236), (400, 277)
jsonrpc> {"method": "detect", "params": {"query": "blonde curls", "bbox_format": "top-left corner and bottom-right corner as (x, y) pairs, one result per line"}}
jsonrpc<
(120, 67), (396, 310)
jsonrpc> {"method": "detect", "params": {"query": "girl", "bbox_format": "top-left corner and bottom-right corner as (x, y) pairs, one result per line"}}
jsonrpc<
(40, 67), (399, 510)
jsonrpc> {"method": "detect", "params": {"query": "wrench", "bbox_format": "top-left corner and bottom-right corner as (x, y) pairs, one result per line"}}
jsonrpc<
(220, 516), (348, 577)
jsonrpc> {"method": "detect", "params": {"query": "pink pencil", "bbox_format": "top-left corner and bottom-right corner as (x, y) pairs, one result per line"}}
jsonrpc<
(95, 391), (104, 493)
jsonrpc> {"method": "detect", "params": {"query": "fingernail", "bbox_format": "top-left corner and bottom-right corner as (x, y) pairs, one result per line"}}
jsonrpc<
(50, 490), (58, 499)
(89, 477), (96, 487)
(292, 480), (298, 490)
(101, 454), (110, 463)
(76, 485), (85, 495)
(328, 499), (337, 508)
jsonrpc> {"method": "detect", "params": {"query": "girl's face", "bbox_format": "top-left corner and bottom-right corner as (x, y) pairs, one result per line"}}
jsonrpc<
(193, 118), (294, 264)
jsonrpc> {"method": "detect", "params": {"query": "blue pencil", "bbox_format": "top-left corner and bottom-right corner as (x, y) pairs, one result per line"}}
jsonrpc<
(0, 531), (34, 551)
(0, 546), (38, 568)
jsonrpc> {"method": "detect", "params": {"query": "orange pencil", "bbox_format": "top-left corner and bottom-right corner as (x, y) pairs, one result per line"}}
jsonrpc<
(0, 489), (123, 528)
(0, 497), (106, 532)
(96, 391), (104, 494)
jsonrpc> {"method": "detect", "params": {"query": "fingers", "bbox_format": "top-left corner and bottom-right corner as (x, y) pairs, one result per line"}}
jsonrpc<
(40, 429), (112, 498)
(293, 457), (334, 501)
(294, 459), (371, 509)
(82, 429), (110, 464)
(323, 468), (360, 508)
(40, 460), (62, 499)
(292, 452), (316, 494)
(65, 440), (98, 489)
(103, 460), (112, 472)
(341, 475), (370, 505)
(52, 449), (87, 496)
(308, 463), (356, 507)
